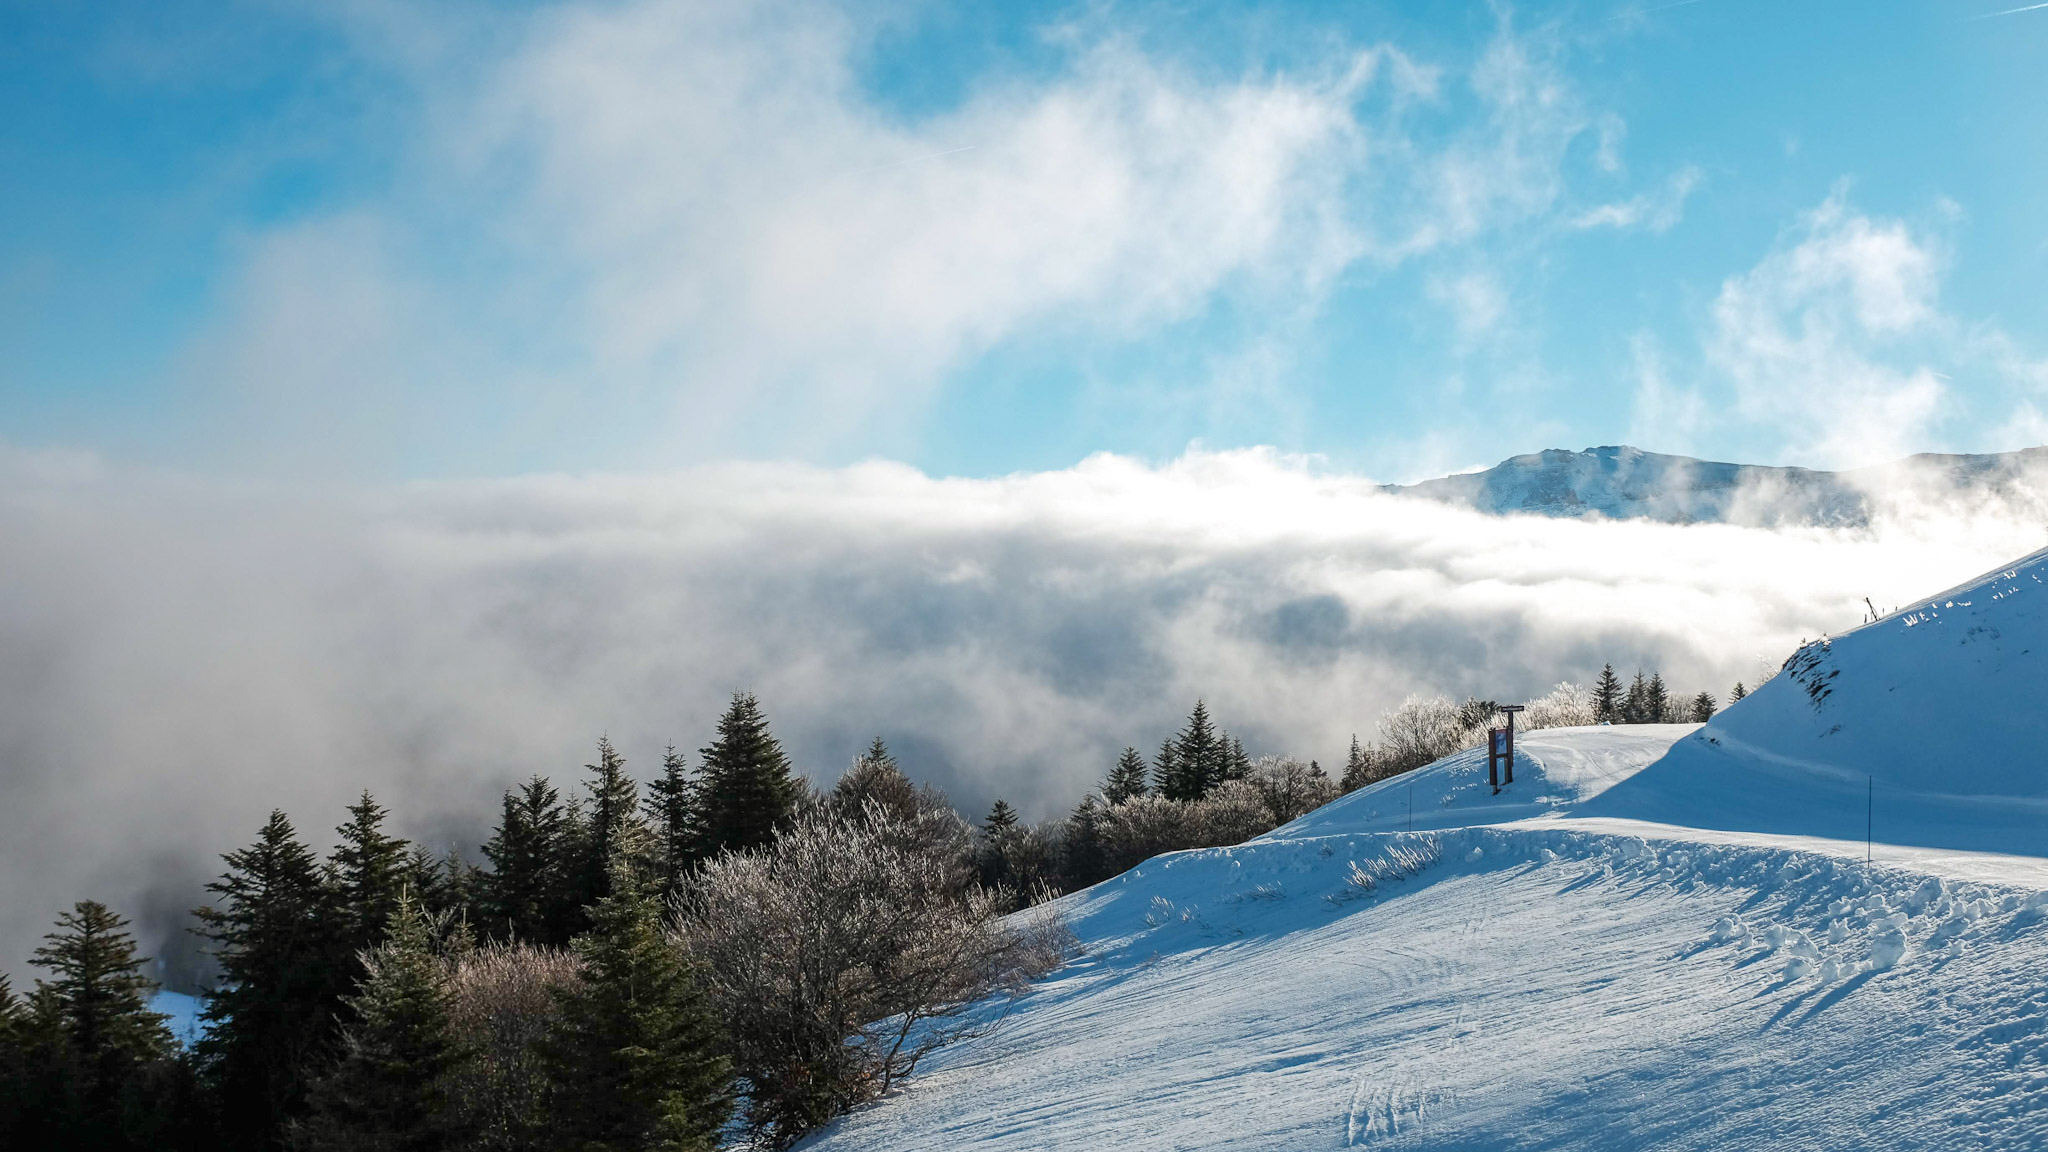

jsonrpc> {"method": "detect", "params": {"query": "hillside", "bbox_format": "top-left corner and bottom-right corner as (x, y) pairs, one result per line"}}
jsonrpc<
(1384, 444), (2048, 526)
(804, 547), (2048, 1150)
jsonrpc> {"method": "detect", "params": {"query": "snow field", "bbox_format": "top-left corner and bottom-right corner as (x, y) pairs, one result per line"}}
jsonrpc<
(807, 818), (2048, 1150)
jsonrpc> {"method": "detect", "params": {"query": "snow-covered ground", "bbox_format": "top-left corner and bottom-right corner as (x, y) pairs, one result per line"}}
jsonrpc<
(805, 547), (2048, 1149)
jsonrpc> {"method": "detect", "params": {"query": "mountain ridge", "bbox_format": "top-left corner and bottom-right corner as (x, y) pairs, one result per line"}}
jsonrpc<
(1384, 444), (2048, 526)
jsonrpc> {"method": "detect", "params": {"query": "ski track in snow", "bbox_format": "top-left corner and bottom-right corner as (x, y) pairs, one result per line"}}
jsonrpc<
(805, 549), (2048, 1150)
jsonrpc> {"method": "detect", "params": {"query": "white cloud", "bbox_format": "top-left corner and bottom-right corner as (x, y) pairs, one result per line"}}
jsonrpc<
(1569, 165), (1701, 233)
(6, 444), (2047, 976)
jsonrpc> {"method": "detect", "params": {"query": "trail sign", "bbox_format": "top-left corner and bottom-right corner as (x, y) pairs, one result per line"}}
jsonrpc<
(1490, 704), (1525, 793)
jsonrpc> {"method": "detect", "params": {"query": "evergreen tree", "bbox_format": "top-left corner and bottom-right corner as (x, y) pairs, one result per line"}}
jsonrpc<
(1593, 664), (1622, 723)
(1060, 796), (1108, 890)
(1102, 747), (1150, 805)
(1150, 739), (1180, 799)
(645, 745), (697, 902)
(29, 901), (174, 1091)
(292, 893), (472, 1152)
(401, 845), (466, 924)
(1164, 701), (1223, 801)
(541, 859), (733, 1152)
(827, 739), (921, 825)
(1341, 735), (1375, 793)
(574, 737), (653, 918)
(983, 799), (1019, 837)
(1730, 681), (1748, 702)
(694, 694), (800, 858)
(1690, 691), (1717, 723)
(17, 902), (193, 1151)
(1623, 670), (1649, 724)
(478, 776), (574, 946)
(1223, 735), (1252, 783)
(197, 811), (351, 1151)
(329, 792), (411, 959)
(1645, 673), (1670, 723)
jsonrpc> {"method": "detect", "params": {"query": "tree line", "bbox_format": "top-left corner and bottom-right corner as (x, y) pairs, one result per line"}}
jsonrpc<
(2, 668), (1757, 1149)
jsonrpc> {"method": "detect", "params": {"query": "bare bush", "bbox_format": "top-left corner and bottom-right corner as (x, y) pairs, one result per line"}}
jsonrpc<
(443, 942), (581, 1151)
(1248, 756), (1340, 825)
(674, 800), (1069, 1148)
(1195, 779), (1277, 845)
(1097, 794), (1202, 873)
(1330, 839), (1444, 904)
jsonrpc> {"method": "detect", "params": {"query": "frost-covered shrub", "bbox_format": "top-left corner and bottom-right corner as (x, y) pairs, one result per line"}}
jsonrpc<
(676, 800), (1070, 1148)
(1248, 756), (1340, 825)
(1523, 682), (1596, 730)
(444, 942), (581, 1150)
(1377, 694), (1487, 776)
(1098, 794), (1202, 872)
(1196, 780), (1278, 845)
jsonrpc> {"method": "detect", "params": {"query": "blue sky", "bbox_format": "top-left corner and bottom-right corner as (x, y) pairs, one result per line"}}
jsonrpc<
(2, 0), (2045, 480)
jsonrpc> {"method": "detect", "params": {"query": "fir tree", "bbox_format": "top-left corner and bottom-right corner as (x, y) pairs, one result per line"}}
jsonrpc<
(29, 901), (173, 1090)
(1102, 747), (1149, 805)
(291, 893), (473, 1152)
(827, 738), (920, 825)
(1164, 701), (1224, 801)
(645, 745), (697, 902)
(694, 694), (799, 858)
(1060, 796), (1108, 890)
(1593, 664), (1622, 723)
(1730, 681), (1748, 702)
(1150, 739), (1180, 799)
(1646, 673), (1670, 723)
(541, 859), (733, 1152)
(1623, 670), (1649, 724)
(197, 811), (351, 1150)
(401, 845), (467, 924)
(478, 776), (574, 946)
(329, 792), (411, 959)
(983, 799), (1019, 838)
(1341, 735), (1375, 793)
(1690, 691), (1717, 723)
(574, 736), (653, 918)
(1223, 735), (1252, 783)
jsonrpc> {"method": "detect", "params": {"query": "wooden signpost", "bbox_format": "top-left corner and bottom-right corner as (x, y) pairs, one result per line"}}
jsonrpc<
(1489, 704), (1525, 794)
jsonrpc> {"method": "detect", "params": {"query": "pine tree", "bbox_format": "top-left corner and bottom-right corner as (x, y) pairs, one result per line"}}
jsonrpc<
(646, 745), (697, 902)
(983, 800), (1019, 838)
(21, 902), (192, 1151)
(1730, 681), (1747, 702)
(1341, 735), (1375, 793)
(1593, 664), (1622, 723)
(1223, 735), (1252, 783)
(1102, 747), (1149, 805)
(574, 737), (653, 919)
(1164, 701), (1223, 801)
(29, 901), (173, 1088)
(197, 811), (351, 1151)
(1690, 691), (1717, 723)
(401, 845), (466, 924)
(329, 792), (411, 959)
(1646, 673), (1670, 723)
(1623, 670), (1649, 724)
(827, 738), (920, 825)
(478, 776), (575, 945)
(1150, 739), (1180, 799)
(694, 694), (800, 858)
(292, 893), (472, 1152)
(1060, 796), (1108, 890)
(541, 859), (733, 1152)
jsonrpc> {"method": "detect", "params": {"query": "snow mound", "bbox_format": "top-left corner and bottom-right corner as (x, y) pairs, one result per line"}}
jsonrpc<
(1583, 545), (2048, 855)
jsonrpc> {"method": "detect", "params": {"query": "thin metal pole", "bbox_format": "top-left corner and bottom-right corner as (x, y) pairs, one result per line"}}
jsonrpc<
(1866, 776), (1872, 864)
(1408, 782), (1414, 832)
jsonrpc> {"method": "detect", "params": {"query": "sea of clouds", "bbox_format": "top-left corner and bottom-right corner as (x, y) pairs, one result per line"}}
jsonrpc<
(4, 444), (2044, 981)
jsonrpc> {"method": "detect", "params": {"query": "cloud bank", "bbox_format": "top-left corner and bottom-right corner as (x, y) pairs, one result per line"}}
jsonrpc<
(4, 445), (2044, 980)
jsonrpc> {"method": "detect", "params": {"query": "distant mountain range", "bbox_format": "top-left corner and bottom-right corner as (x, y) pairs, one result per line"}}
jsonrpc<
(1383, 445), (2048, 526)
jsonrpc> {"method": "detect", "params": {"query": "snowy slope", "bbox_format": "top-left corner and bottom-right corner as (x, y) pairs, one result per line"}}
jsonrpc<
(803, 548), (2048, 1150)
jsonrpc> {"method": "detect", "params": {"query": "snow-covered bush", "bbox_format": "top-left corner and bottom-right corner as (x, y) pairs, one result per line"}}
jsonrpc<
(675, 799), (1070, 1148)
(1377, 694), (1488, 776)
(1197, 780), (1279, 845)
(1523, 682), (1597, 730)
